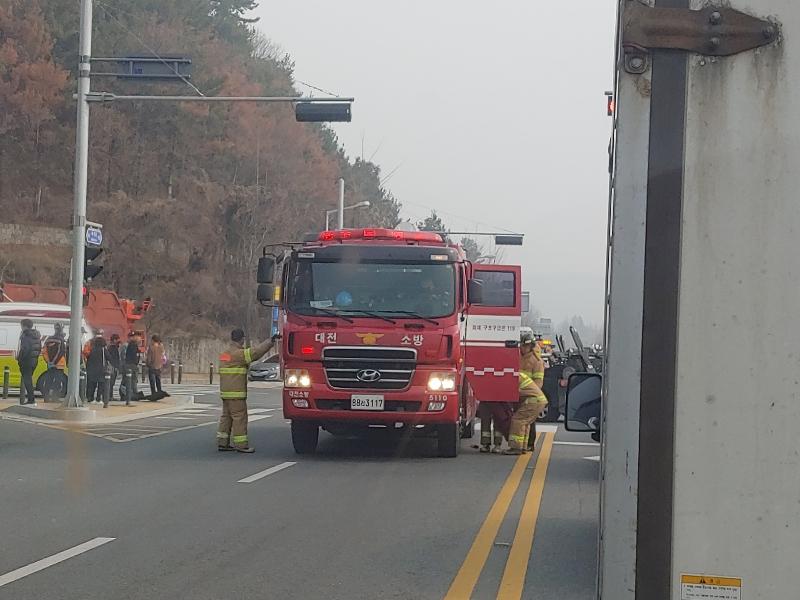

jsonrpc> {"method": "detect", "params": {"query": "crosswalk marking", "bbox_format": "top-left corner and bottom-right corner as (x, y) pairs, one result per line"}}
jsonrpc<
(161, 385), (219, 396)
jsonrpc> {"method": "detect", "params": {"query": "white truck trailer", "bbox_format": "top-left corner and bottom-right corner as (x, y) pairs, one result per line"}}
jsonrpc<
(568, 1), (799, 598)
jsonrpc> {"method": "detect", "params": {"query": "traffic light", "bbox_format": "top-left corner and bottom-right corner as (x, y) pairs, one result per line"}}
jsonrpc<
(84, 245), (104, 282)
(295, 102), (352, 123)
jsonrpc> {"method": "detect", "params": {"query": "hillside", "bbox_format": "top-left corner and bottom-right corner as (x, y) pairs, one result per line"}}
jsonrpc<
(0, 0), (400, 337)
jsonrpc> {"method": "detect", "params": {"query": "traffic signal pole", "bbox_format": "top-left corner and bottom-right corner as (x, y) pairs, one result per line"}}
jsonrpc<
(65, 0), (93, 408)
(64, 1), (352, 410)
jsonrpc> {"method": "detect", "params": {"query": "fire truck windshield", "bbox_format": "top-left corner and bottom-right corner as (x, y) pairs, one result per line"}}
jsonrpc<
(288, 261), (456, 319)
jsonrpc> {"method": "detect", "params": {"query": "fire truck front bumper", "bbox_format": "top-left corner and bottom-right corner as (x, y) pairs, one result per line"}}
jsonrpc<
(283, 385), (460, 426)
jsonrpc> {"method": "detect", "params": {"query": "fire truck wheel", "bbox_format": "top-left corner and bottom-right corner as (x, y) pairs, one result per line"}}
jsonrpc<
(291, 421), (319, 454)
(437, 423), (460, 458)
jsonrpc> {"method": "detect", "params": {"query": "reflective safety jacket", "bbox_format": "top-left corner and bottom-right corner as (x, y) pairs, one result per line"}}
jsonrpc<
(218, 340), (273, 400)
(530, 347), (546, 389)
(519, 352), (547, 404)
(42, 335), (67, 370)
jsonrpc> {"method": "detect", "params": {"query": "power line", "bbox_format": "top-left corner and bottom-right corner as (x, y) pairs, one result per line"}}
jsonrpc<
(295, 79), (340, 98)
(94, 0), (206, 97)
(379, 163), (402, 187)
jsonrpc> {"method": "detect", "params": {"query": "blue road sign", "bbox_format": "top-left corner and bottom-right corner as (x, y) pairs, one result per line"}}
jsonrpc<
(86, 227), (103, 247)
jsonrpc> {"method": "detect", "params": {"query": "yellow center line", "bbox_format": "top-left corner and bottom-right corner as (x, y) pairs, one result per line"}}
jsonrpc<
(497, 431), (556, 600)
(444, 452), (532, 600)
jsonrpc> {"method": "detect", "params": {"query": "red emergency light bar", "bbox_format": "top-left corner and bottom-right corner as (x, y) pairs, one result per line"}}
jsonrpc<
(318, 228), (444, 243)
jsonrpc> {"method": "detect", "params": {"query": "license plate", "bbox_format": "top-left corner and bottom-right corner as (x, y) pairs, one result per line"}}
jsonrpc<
(351, 395), (384, 410)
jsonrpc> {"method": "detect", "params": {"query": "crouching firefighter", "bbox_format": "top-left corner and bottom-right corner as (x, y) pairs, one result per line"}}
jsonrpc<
(478, 401), (513, 453)
(216, 329), (278, 453)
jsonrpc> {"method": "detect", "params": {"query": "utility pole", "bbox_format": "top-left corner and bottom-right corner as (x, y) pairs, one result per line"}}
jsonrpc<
(337, 178), (345, 229)
(65, 0), (93, 408)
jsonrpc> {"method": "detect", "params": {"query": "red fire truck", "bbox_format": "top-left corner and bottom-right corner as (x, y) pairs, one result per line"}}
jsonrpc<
(0, 283), (152, 346)
(256, 227), (523, 457)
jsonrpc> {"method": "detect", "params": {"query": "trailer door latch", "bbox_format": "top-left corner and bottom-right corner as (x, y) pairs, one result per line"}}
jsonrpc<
(623, 2), (779, 73)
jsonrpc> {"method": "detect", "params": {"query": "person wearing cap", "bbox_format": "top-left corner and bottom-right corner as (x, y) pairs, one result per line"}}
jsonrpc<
(504, 332), (549, 455)
(216, 329), (278, 453)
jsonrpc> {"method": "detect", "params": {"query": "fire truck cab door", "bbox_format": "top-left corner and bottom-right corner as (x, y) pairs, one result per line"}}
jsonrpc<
(463, 264), (521, 403)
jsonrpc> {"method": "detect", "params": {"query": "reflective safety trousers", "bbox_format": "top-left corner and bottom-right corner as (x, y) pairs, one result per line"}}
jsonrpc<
(217, 398), (249, 448)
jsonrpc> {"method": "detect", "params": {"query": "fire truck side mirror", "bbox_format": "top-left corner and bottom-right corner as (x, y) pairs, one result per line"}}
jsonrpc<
(257, 284), (275, 306)
(467, 279), (484, 304)
(565, 372), (602, 433)
(257, 256), (276, 284)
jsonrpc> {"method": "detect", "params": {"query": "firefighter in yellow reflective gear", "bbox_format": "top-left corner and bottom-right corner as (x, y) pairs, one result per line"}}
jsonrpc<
(524, 334), (548, 451)
(217, 328), (276, 453)
(504, 332), (549, 455)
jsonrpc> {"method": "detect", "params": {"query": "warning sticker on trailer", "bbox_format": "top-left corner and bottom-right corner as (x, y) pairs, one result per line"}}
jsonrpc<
(681, 574), (741, 600)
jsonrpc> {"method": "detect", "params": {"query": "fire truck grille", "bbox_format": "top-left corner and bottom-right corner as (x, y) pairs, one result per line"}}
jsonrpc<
(323, 347), (416, 390)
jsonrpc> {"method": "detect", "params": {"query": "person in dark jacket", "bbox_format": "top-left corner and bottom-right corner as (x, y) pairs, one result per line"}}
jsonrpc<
(121, 331), (141, 405)
(86, 336), (110, 407)
(17, 319), (41, 406)
(107, 333), (121, 401)
(39, 322), (68, 402)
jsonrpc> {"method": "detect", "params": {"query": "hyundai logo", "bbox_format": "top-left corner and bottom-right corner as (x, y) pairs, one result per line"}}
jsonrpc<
(356, 369), (382, 382)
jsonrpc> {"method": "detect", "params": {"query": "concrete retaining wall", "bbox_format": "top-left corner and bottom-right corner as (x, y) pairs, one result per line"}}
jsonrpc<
(0, 223), (71, 247)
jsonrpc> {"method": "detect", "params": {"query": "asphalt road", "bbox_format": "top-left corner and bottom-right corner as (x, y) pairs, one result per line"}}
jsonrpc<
(0, 387), (598, 599)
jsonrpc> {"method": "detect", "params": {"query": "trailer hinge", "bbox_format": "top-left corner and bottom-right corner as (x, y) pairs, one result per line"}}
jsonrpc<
(622, 2), (779, 73)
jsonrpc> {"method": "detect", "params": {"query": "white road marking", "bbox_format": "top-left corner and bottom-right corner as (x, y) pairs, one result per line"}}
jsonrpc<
(248, 415), (273, 423)
(553, 441), (600, 447)
(112, 421), (218, 443)
(85, 425), (174, 431)
(247, 408), (273, 414)
(154, 416), (198, 420)
(0, 537), (115, 588)
(238, 461), (296, 483)
(583, 455), (601, 462)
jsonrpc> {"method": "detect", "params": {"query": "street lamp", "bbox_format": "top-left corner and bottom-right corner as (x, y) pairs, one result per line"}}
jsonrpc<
(325, 201), (371, 230)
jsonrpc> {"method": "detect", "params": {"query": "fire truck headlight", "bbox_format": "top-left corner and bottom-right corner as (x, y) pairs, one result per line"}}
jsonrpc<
(427, 373), (456, 392)
(285, 369), (311, 388)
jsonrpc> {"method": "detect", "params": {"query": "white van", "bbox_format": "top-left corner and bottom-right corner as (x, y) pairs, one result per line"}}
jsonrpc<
(0, 303), (92, 389)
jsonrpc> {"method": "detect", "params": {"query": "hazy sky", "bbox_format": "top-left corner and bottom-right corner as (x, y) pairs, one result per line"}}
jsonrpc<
(252, 1), (617, 324)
